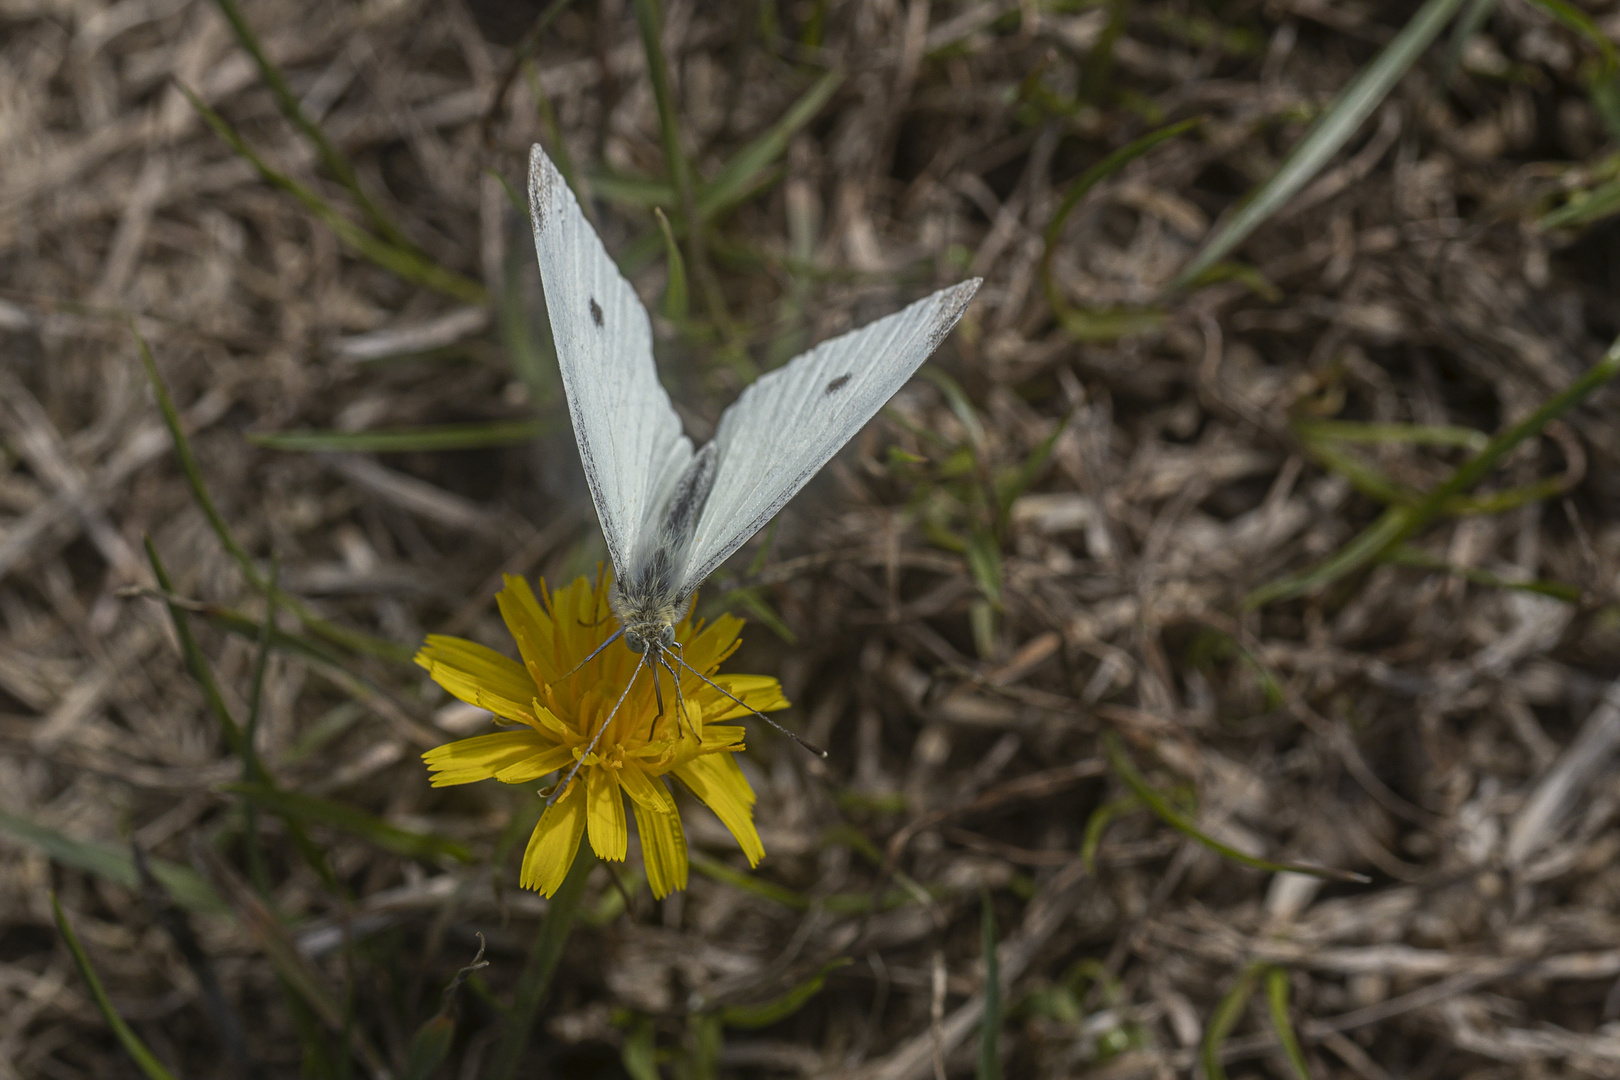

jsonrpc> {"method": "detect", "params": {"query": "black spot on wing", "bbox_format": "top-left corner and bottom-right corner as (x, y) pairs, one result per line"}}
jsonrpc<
(825, 373), (851, 394)
(589, 298), (603, 326)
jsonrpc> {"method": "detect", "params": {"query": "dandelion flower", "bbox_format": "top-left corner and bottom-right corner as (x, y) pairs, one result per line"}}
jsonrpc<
(418, 573), (787, 898)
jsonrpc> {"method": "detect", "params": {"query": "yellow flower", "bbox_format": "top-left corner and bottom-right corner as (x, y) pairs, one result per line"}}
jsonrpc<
(417, 573), (787, 899)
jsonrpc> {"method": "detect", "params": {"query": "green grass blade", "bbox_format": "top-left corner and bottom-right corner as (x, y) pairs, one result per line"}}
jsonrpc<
(1298, 439), (1420, 506)
(178, 84), (486, 304)
(1200, 962), (1263, 1080)
(51, 894), (181, 1080)
(1443, 0), (1499, 85)
(1103, 734), (1368, 882)
(1249, 333), (1620, 606)
(400, 1013), (453, 1080)
(714, 585), (797, 644)
(654, 207), (690, 322)
(1249, 507), (1410, 608)
(1522, 0), (1619, 66)
(1385, 545), (1580, 601)
(631, 0), (731, 328)
(488, 848), (597, 1080)
(633, 0), (699, 258)
(143, 537), (245, 754)
(966, 532), (1003, 607)
(181, 596), (372, 668)
(590, 171), (677, 209)
(527, 84), (585, 215)
(1079, 795), (1141, 874)
(402, 937), (488, 1080)
(917, 366), (987, 452)
(1042, 117), (1201, 285)
(482, 0), (578, 144)
(620, 1018), (661, 1080)
(222, 783), (473, 863)
(2, 812), (224, 913)
(139, 562), (334, 892)
(210, 0), (414, 250)
(1172, 0), (1469, 289)
(689, 1012), (724, 1080)
(281, 987), (341, 1080)
(137, 335), (258, 580)
(633, 0), (689, 200)
(1053, 305), (1165, 340)
(696, 68), (844, 218)
(248, 419), (549, 453)
(689, 850), (810, 909)
(1541, 175), (1620, 229)
(977, 891), (1001, 1080)
(492, 175), (561, 407)
(1081, 0), (1132, 102)
(241, 564), (277, 892)
(995, 408), (1074, 525)
(1264, 967), (1312, 1080)
(717, 958), (852, 1029)
(138, 328), (417, 665)
(1041, 117), (1199, 339)
(201, 847), (388, 1075)
(1443, 475), (1575, 516)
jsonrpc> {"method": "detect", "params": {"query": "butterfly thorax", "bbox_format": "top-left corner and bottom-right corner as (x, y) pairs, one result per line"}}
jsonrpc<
(608, 577), (686, 655)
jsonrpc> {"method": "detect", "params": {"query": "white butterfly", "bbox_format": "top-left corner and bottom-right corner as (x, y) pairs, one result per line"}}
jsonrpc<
(527, 143), (979, 765)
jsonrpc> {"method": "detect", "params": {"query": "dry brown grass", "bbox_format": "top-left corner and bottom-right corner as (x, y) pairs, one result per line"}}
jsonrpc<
(6, 0), (1620, 1077)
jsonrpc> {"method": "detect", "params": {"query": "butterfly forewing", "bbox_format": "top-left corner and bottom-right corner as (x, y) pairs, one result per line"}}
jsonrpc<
(674, 279), (981, 594)
(528, 145), (692, 580)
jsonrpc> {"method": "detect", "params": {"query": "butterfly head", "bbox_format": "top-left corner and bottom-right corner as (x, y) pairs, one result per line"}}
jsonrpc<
(609, 580), (683, 656)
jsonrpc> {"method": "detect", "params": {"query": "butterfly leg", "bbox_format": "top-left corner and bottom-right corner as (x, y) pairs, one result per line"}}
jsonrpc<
(642, 652), (666, 740)
(658, 652), (696, 741)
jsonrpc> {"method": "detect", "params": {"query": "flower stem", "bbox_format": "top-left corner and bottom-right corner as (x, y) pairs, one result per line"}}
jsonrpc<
(487, 847), (597, 1080)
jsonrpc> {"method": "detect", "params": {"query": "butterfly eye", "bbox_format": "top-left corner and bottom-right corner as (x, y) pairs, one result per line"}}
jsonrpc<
(659, 626), (676, 648)
(624, 631), (646, 654)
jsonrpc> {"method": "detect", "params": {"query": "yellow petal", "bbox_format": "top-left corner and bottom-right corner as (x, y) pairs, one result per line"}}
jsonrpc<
(674, 753), (764, 867)
(422, 731), (553, 787)
(677, 613), (744, 675)
(618, 765), (676, 815)
(521, 780), (586, 895)
(696, 724), (746, 749)
(416, 635), (536, 723)
(586, 765), (628, 861)
(632, 802), (688, 899)
(492, 743), (574, 784)
(497, 575), (561, 688)
(704, 674), (790, 720)
(552, 573), (617, 674)
(529, 698), (572, 739)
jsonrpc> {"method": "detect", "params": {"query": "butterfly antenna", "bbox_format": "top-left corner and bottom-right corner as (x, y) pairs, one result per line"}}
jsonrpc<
(669, 649), (826, 758)
(545, 662), (641, 808)
(557, 628), (624, 681)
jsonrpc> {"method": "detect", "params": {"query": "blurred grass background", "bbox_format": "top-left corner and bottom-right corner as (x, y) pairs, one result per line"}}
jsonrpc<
(6, 0), (1620, 1077)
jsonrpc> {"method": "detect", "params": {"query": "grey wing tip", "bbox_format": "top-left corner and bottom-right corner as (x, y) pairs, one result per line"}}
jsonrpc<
(921, 278), (982, 356)
(527, 143), (561, 230)
(942, 277), (982, 313)
(940, 277), (982, 320)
